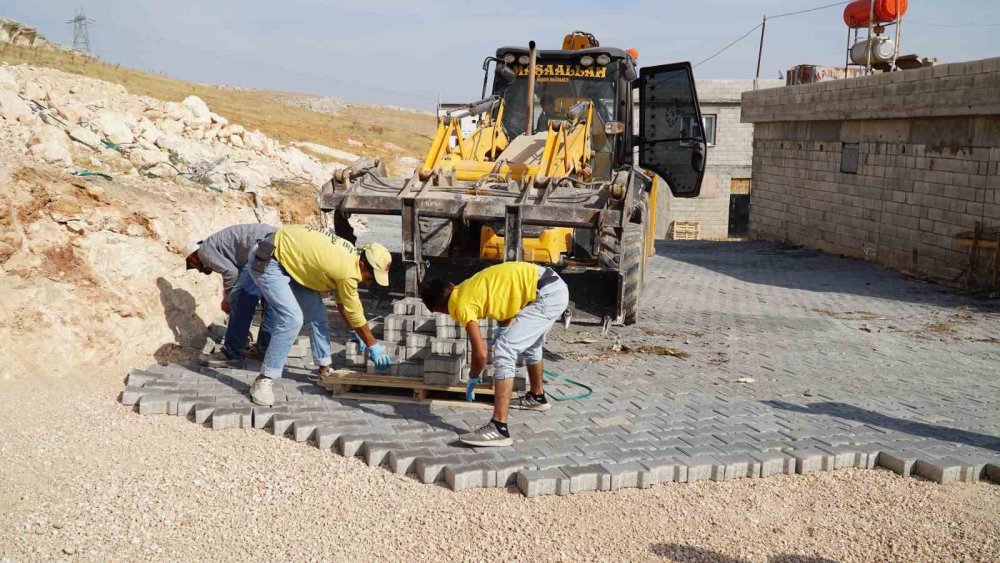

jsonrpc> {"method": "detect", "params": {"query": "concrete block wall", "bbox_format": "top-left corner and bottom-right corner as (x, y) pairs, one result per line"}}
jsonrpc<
(742, 58), (1000, 286)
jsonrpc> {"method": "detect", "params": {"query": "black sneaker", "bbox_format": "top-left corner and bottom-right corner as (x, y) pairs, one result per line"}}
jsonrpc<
(459, 420), (512, 447)
(513, 392), (551, 412)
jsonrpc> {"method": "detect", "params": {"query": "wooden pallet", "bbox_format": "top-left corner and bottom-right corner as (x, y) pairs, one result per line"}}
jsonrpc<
(670, 221), (701, 240)
(317, 370), (495, 409)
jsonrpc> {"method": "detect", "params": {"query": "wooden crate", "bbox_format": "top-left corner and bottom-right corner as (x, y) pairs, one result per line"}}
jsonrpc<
(670, 221), (701, 240)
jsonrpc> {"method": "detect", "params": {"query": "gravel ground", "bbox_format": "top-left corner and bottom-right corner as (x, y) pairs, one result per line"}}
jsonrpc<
(1, 373), (998, 562)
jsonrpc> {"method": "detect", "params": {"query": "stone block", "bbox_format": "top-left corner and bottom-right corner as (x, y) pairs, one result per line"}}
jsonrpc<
(878, 449), (920, 477)
(431, 338), (467, 356)
(600, 462), (645, 491)
(714, 454), (760, 480)
(251, 406), (289, 429)
(362, 441), (406, 467)
(271, 414), (300, 437)
(750, 451), (795, 477)
(423, 371), (462, 387)
(138, 394), (168, 415)
(786, 448), (833, 475)
(563, 464), (612, 493)
(639, 458), (688, 488)
(396, 361), (424, 378)
(490, 460), (533, 487)
(516, 468), (571, 497)
(389, 448), (433, 475)
(416, 454), (464, 484)
(193, 403), (216, 424)
(914, 457), (965, 484)
(446, 463), (494, 491)
(120, 386), (145, 406)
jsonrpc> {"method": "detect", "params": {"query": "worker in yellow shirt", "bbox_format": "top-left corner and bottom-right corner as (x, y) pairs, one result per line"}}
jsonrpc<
(246, 225), (393, 406)
(420, 262), (569, 446)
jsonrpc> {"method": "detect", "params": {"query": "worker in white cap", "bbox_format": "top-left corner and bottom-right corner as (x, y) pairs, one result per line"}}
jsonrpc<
(183, 223), (278, 364)
(245, 225), (394, 406)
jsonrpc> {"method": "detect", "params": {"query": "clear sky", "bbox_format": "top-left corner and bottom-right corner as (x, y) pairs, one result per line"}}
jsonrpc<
(7, 1), (999, 109)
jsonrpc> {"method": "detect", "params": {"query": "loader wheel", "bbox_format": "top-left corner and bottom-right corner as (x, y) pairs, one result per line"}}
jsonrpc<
(620, 222), (645, 325)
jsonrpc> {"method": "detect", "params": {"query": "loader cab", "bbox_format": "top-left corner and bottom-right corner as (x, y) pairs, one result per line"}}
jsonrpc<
(487, 47), (707, 197)
(490, 46), (633, 180)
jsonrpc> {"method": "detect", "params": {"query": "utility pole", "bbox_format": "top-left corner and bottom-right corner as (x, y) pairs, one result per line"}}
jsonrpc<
(754, 15), (767, 91)
(66, 6), (94, 53)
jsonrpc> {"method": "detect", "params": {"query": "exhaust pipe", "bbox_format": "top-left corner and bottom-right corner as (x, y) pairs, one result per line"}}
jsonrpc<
(525, 40), (537, 135)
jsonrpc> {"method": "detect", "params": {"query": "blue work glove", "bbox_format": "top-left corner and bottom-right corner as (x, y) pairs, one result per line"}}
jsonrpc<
(465, 374), (482, 401)
(351, 331), (367, 355)
(368, 342), (393, 371)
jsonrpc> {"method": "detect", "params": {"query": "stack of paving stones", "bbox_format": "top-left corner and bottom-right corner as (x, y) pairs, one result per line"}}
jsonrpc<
(120, 241), (1000, 496)
(343, 297), (524, 390)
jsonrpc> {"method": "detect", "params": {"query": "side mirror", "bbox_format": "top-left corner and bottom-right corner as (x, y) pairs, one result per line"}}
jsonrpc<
(604, 121), (625, 135)
(496, 63), (516, 85)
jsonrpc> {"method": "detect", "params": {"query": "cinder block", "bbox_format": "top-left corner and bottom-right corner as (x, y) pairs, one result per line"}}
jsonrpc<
(681, 457), (716, 482)
(211, 407), (252, 430)
(490, 460), (533, 487)
(336, 434), (379, 458)
(193, 403), (216, 424)
(315, 426), (342, 451)
(563, 464), (612, 493)
(175, 395), (203, 417)
(714, 454), (760, 480)
(252, 406), (289, 429)
(292, 419), (323, 442)
(396, 361), (424, 378)
(424, 371), (462, 386)
(516, 468), (571, 497)
(271, 414), (300, 437)
(786, 448), (833, 475)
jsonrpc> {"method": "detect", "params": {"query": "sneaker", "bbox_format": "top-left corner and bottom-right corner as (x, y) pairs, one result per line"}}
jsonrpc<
(512, 392), (551, 412)
(250, 376), (274, 406)
(200, 349), (241, 367)
(458, 419), (513, 447)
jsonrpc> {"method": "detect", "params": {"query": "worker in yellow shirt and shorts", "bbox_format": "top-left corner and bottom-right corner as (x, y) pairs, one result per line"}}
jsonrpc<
(420, 262), (569, 446)
(246, 225), (393, 406)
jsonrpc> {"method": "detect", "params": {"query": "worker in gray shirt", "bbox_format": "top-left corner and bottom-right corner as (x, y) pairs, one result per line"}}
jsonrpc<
(184, 223), (278, 363)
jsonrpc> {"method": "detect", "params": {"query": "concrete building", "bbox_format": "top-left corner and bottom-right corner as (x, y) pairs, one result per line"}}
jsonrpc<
(741, 57), (1000, 289)
(655, 79), (784, 240)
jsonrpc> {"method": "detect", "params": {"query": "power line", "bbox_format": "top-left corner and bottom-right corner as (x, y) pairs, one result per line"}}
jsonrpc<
(769, 0), (851, 20)
(694, 23), (763, 68)
(692, 0), (851, 68)
(906, 20), (1000, 28)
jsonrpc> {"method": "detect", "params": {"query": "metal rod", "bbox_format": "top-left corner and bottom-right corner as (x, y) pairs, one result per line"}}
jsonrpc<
(754, 15), (767, 91)
(866, 0), (875, 74)
(892, 13), (903, 71)
(845, 25), (851, 76)
(525, 40), (537, 135)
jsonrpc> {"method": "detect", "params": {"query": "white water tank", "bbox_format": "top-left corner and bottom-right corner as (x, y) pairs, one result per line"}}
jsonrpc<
(850, 36), (896, 64)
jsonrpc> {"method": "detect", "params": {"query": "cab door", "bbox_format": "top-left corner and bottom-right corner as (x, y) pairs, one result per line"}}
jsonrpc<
(637, 62), (706, 198)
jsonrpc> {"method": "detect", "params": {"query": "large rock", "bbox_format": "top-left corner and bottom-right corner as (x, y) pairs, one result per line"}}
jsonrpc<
(158, 118), (184, 135)
(134, 117), (162, 145)
(220, 124), (244, 137)
(67, 125), (102, 150)
(243, 130), (267, 153)
(163, 102), (188, 121)
(0, 90), (32, 122)
(209, 112), (228, 126)
(27, 125), (72, 165)
(227, 165), (271, 191)
(180, 95), (211, 126)
(95, 112), (134, 145)
(22, 81), (47, 102)
(0, 67), (16, 90)
(129, 147), (170, 169)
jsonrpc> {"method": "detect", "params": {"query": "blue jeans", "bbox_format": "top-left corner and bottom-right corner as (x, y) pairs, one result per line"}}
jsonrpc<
(248, 247), (332, 379)
(222, 265), (275, 360)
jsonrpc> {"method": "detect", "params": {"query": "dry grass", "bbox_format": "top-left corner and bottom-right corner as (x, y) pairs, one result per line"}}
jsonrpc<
(0, 44), (435, 162)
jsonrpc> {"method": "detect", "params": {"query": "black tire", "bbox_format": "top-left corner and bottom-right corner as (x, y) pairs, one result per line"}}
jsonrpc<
(620, 222), (644, 325)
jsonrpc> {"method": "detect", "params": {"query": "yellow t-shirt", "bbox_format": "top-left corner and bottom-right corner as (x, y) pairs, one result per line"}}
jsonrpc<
(448, 262), (538, 326)
(273, 225), (367, 328)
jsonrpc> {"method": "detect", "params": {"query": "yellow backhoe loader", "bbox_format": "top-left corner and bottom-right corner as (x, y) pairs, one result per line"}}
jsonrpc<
(320, 32), (708, 329)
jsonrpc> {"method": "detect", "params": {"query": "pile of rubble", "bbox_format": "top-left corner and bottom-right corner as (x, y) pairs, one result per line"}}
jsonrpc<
(0, 62), (339, 193)
(344, 297), (525, 390)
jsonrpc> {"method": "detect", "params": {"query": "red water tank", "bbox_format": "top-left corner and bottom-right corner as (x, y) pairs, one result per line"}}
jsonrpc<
(843, 0), (908, 27)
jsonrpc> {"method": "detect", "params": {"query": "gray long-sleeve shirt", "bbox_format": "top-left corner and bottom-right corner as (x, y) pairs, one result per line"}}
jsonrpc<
(197, 223), (278, 293)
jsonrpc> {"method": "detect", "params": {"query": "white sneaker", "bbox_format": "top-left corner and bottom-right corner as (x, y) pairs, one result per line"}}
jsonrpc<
(250, 377), (274, 406)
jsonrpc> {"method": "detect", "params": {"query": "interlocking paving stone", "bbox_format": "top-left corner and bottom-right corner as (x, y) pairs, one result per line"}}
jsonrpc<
(119, 240), (1000, 496)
